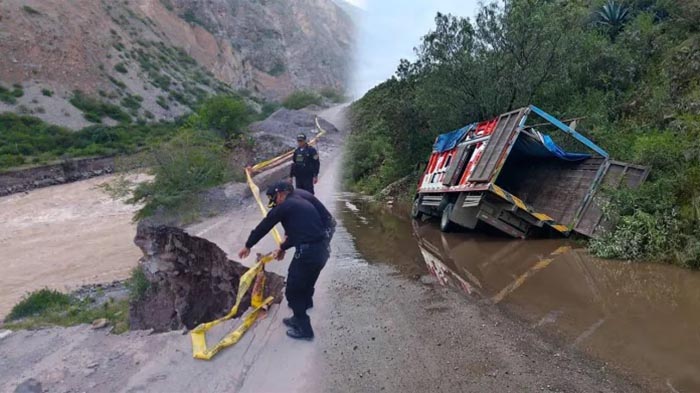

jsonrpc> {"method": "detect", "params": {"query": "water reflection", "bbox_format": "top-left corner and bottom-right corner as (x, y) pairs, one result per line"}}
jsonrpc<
(340, 194), (700, 392)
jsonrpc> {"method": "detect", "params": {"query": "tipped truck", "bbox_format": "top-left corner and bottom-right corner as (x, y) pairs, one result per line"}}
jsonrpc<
(412, 105), (649, 239)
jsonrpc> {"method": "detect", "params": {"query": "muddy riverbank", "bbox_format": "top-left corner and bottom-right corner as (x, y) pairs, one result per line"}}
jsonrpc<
(340, 194), (700, 392)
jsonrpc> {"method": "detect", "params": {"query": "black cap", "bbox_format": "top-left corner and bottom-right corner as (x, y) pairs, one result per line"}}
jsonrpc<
(266, 181), (294, 197)
(296, 133), (307, 141)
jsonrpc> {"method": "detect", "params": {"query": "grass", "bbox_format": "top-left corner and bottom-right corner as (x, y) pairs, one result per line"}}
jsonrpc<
(282, 90), (322, 109)
(0, 84), (24, 104)
(0, 112), (179, 171)
(69, 90), (131, 123)
(2, 267), (153, 333)
(22, 5), (41, 15)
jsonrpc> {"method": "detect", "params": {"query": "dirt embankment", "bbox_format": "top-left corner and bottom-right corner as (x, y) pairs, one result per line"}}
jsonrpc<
(0, 156), (115, 197)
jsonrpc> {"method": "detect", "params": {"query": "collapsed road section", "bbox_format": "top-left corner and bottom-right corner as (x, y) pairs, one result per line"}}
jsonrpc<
(130, 221), (284, 332)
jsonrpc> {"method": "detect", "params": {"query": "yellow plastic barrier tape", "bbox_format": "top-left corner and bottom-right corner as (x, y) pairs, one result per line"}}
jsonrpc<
(190, 116), (326, 360)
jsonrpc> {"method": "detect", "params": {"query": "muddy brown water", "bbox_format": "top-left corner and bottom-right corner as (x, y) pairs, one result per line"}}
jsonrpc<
(339, 193), (700, 393)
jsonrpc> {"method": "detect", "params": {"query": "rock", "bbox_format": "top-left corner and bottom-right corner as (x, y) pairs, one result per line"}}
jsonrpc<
(14, 379), (42, 393)
(130, 224), (285, 332)
(419, 275), (438, 285)
(0, 329), (12, 340)
(91, 318), (109, 329)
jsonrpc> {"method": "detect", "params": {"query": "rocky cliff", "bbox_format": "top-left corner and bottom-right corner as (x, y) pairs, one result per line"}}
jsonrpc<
(0, 0), (354, 128)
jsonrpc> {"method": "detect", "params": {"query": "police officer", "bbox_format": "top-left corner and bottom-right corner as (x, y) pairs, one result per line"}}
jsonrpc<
(238, 181), (333, 340)
(290, 133), (320, 194)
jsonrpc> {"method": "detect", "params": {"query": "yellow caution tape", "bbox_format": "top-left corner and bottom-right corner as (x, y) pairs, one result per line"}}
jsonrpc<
(190, 116), (326, 360)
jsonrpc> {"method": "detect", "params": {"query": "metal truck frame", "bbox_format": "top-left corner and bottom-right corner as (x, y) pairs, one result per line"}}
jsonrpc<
(411, 105), (649, 239)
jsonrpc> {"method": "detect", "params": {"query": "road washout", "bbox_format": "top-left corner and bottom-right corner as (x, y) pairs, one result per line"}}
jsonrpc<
(340, 193), (700, 392)
(0, 105), (652, 393)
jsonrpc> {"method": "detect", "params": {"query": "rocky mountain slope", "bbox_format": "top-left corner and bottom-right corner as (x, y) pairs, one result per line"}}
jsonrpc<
(0, 0), (354, 128)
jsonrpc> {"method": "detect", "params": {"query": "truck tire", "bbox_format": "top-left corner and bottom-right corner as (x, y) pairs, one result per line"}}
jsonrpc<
(411, 196), (423, 219)
(440, 202), (457, 232)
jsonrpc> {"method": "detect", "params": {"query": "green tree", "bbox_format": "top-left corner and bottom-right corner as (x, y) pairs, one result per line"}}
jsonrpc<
(197, 95), (250, 139)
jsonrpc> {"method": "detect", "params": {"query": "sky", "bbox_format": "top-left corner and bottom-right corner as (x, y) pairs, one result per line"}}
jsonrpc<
(349, 0), (480, 98)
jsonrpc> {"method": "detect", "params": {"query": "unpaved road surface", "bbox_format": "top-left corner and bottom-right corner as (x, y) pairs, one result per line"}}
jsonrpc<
(0, 174), (147, 317)
(0, 107), (645, 392)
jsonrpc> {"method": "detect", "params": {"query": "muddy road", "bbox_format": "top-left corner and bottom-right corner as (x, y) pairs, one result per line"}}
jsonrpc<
(0, 106), (694, 392)
(341, 195), (700, 392)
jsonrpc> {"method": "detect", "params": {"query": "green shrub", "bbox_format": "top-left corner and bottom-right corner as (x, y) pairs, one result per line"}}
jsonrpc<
(320, 87), (348, 103)
(41, 88), (53, 97)
(282, 90), (322, 110)
(197, 95), (250, 138)
(22, 5), (40, 15)
(69, 91), (131, 123)
(114, 62), (128, 74)
(129, 129), (231, 219)
(126, 266), (150, 301)
(0, 84), (23, 104)
(0, 112), (178, 170)
(121, 94), (142, 110)
(156, 95), (170, 109)
(5, 289), (71, 321)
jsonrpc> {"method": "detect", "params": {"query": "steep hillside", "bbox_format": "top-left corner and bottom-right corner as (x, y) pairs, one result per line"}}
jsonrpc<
(0, 0), (354, 128)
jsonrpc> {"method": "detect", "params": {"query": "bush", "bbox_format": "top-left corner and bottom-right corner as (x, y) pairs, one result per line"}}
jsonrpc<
(0, 112), (178, 170)
(282, 90), (322, 109)
(22, 5), (40, 15)
(320, 87), (348, 103)
(114, 62), (128, 74)
(41, 88), (53, 97)
(126, 266), (150, 301)
(129, 129), (231, 219)
(5, 289), (71, 321)
(197, 95), (250, 138)
(69, 91), (131, 123)
(0, 84), (23, 104)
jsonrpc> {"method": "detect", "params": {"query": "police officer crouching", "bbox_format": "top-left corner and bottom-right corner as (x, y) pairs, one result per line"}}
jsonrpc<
(238, 181), (334, 340)
(290, 133), (320, 194)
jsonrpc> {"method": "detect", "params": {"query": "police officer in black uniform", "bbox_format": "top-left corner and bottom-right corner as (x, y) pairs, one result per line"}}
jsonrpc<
(238, 181), (334, 340)
(290, 133), (320, 194)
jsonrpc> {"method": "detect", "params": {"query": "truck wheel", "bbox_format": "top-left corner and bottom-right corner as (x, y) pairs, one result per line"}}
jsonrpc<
(411, 197), (423, 219)
(440, 202), (456, 232)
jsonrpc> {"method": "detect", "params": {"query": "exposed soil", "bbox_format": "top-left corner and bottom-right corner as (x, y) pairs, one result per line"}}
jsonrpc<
(130, 224), (284, 331)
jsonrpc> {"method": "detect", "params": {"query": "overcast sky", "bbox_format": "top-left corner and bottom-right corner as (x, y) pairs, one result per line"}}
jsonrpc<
(349, 0), (480, 98)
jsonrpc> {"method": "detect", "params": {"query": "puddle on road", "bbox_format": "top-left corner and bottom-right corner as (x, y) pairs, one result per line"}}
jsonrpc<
(339, 194), (700, 392)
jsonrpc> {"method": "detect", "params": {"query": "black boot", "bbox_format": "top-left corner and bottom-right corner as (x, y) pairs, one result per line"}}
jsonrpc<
(283, 316), (299, 329)
(286, 313), (314, 340)
(286, 326), (314, 341)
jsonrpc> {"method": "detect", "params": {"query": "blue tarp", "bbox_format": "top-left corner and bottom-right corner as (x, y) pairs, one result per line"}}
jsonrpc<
(540, 134), (591, 161)
(513, 132), (591, 161)
(433, 125), (472, 152)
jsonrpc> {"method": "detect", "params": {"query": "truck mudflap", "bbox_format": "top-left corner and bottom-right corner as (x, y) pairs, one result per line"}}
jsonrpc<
(489, 184), (571, 235)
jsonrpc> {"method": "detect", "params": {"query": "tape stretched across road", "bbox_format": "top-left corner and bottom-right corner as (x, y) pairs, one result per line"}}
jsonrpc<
(190, 117), (327, 360)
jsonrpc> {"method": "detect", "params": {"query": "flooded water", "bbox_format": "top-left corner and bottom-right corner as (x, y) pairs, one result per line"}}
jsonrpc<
(339, 194), (700, 393)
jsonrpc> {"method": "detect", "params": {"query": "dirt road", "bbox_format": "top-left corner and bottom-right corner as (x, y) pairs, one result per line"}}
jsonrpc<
(0, 107), (644, 392)
(0, 174), (146, 317)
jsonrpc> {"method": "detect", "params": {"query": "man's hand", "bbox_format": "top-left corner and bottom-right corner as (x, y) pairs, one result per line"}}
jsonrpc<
(313, 176), (318, 184)
(273, 248), (286, 261)
(238, 247), (251, 259)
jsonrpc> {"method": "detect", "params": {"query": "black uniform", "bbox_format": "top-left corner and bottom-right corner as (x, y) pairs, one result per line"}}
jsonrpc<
(244, 190), (332, 336)
(290, 145), (320, 194)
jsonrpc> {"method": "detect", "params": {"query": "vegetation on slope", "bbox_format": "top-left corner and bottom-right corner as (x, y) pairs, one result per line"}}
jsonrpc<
(346, 0), (700, 267)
